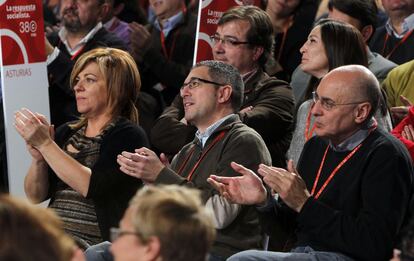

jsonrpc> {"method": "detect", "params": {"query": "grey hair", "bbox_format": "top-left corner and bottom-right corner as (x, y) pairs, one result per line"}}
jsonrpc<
(193, 60), (244, 111)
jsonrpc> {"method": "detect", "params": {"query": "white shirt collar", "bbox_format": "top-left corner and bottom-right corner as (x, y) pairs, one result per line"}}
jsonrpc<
(58, 22), (103, 55)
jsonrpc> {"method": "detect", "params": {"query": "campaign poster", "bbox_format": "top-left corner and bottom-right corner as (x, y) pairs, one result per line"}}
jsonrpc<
(194, 0), (261, 63)
(0, 0), (50, 197)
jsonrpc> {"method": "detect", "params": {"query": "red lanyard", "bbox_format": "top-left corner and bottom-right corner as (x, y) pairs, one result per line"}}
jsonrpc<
(159, 6), (186, 60)
(160, 29), (179, 60)
(177, 130), (227, 181)
(304, 103), (316, 141)
(57, 39), (85, 61)
(70, 46), (85, 60)
(310, 142), (363, 199)
(381, 29), (414, 59)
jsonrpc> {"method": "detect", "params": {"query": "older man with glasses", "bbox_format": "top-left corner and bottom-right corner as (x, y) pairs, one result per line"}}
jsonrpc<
(209, 64), (413, 261)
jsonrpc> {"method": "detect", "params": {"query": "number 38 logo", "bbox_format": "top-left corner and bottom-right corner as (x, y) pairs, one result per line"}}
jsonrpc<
(19, 21), (37, 33)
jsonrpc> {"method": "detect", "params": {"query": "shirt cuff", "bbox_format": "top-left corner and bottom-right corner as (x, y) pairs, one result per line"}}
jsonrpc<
(46, 47), (60, 65)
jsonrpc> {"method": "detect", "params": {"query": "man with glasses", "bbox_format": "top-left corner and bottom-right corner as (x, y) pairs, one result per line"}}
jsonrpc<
(209, 65), (413, 261)
(151, 5), (294, 168)
(116, 60), (271, 261)
(110, 185), (216, 261)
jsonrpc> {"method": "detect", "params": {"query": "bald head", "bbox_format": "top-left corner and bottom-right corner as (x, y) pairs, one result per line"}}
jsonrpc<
(323, 65), (380, 120)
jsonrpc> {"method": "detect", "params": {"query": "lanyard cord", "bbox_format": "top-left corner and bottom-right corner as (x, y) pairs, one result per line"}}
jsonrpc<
(176, 130), (227, 181)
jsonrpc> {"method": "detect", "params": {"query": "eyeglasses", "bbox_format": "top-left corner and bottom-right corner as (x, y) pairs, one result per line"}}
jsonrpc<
(210, 34), (250, 47)
(312, 91), (367, 111)
(181, 77), (226, 90)
(110, 227), (141, 241)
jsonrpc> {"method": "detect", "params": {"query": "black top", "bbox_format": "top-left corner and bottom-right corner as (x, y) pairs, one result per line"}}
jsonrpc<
(261, 129), (413, 260)
(48, 118), (148, 241)
(369, 26), (414, 65)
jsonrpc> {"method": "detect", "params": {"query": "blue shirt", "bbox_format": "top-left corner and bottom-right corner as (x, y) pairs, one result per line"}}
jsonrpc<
(195, 114), (234, 148)
(385, 13), (414, 38)
(154, 11), (184, 37)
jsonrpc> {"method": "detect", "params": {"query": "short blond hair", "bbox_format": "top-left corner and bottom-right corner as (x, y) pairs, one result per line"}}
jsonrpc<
(70, 47), (141, 128)
(130, 185), (216, 261)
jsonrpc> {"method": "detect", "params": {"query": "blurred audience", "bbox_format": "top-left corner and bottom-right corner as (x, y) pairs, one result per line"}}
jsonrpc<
(15, 48), (148, 249)
(117, 0), (147, 24)
(46, 0), (126, 127)
(291, 0), (397, 101)
(0, 194), (85, 261)
(265, 0), (320, 81)
(392, 104), (414, 159)
(129, 0), (197, 110)
(369, 0), (414, 64)
(382, 60), (414, 123)
(151, 5), (294, 168)
(102, 0), (132, 47)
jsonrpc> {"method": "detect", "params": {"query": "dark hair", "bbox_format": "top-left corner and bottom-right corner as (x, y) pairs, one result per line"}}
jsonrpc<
(319, 19), (368, 70)
(328, 0), (378, 37)
(218, 5), (273, 68)
(193, 60), (244, 112)
(301, 19), (368, 104)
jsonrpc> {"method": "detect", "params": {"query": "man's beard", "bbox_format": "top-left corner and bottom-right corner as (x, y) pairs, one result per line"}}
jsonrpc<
(61, 8), (82, 32)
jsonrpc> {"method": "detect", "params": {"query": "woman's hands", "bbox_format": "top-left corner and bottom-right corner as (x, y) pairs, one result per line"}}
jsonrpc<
(14, 108), (54, 153)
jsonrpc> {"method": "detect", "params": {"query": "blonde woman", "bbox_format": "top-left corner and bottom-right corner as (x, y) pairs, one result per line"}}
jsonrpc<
(15, 48), (149, 248)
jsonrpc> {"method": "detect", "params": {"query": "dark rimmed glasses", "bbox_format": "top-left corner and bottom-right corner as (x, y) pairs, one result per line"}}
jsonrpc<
(210, 34), (250, 47)
(181, 77), (226, 91)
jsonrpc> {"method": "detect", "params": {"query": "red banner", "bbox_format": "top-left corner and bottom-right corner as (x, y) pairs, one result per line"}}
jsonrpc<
(0, 0), (46, 66)
(194, 0), (261, 63)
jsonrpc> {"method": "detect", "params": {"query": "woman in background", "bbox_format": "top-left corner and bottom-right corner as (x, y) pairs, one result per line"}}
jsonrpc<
(287, 19), (375, 164)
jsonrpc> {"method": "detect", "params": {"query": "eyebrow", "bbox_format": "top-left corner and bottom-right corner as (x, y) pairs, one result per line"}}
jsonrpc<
(319, 95), (335, 103)
(214, 32), (240, 40)
(83, 73), (97, 77)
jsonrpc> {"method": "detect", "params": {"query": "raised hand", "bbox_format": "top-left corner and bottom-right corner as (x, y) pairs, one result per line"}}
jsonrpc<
(14, 108), (52, 149)
(117, 147), (165, 183)
(258, 160), (310, 212)
(391, 95), (413, 124)
(207, 162), (267, 205)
